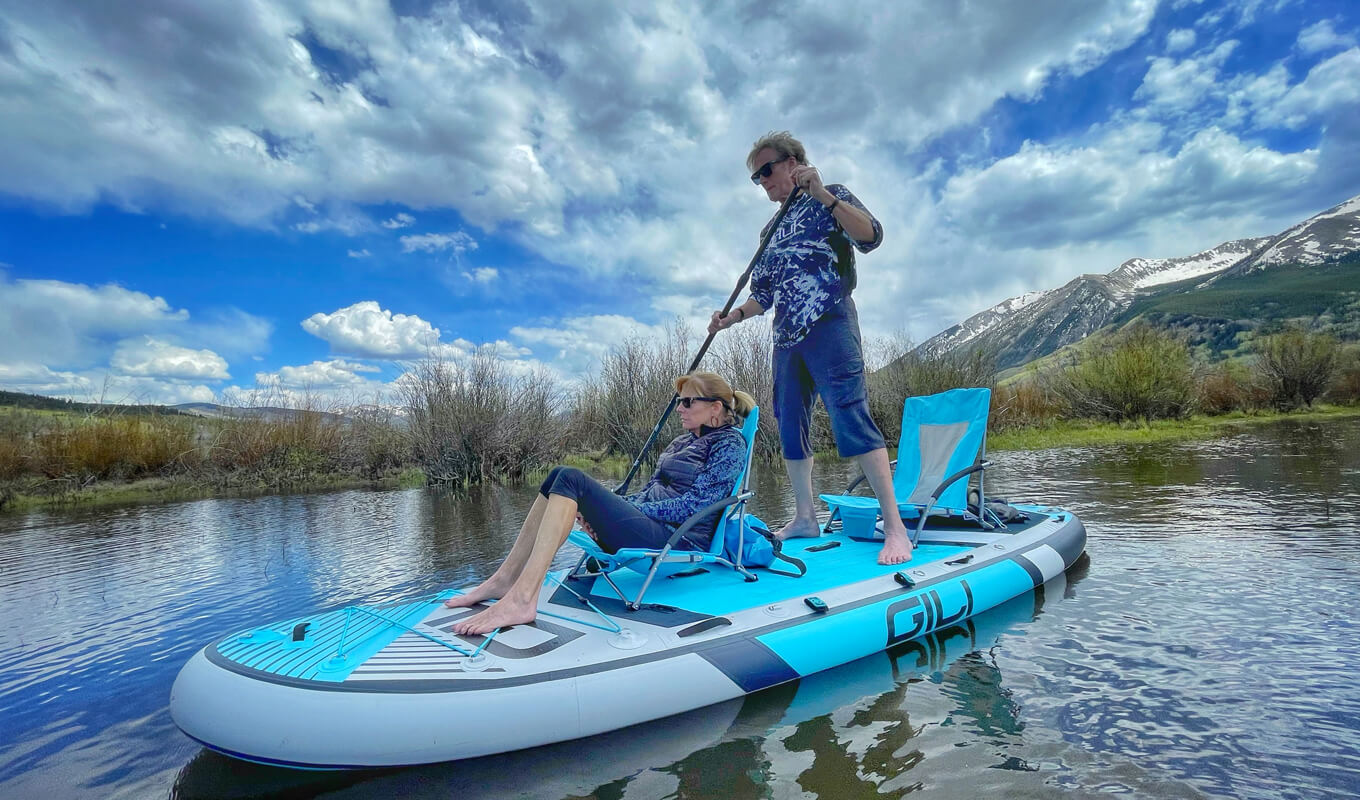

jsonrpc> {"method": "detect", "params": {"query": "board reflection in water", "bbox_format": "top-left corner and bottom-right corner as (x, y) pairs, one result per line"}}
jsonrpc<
(170, 561), (1086, 799)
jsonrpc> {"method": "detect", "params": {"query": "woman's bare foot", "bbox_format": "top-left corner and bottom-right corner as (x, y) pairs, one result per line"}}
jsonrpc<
(877, 531), (914, 566)
(776, 516), (822, 540)
(443, 575), (513, 609)
(451, 596), (537, 635)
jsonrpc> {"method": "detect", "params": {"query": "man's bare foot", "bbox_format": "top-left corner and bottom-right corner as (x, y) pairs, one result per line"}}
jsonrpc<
(877, 531), (913, 566)
(443, 575), (513, 609)
(450, 596), (536, 635)
(776, 516), (822, 540)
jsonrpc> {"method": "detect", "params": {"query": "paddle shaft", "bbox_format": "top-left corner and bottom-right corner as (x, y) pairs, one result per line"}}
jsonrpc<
(616, 186), (803, 494)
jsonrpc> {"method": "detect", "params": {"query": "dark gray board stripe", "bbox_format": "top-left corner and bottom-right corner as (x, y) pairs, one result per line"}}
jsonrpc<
(202, 515), (1086, 694)
(697, 638), (799, 692)
(1013, 552), (1047, 586)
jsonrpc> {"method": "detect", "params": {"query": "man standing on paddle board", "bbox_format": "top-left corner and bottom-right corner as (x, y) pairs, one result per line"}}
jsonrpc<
(708, 131), (912, 566)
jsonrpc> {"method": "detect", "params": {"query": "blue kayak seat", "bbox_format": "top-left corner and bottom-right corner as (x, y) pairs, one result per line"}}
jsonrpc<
(568, 407), (763, 611)
(820, 387), (999, 544)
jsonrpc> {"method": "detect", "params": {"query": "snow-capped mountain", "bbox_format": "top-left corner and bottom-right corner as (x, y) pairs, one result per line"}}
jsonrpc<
(1106, 238), (1271, 290)
(916, 193), (1360, 370)
(1209, 195), (1360, 280)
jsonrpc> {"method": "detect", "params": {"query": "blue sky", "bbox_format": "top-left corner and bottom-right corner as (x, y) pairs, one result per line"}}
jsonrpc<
(1, 0), (1357, 405)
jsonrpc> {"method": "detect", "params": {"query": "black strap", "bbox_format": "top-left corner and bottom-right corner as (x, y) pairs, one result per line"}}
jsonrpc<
(764, 537), (807, 578)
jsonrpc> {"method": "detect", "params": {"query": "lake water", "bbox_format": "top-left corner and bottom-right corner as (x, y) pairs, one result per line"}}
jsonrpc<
(3, 417), (1359, 799)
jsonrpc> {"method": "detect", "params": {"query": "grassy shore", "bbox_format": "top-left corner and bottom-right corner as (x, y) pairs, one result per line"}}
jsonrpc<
(0, 468), (428, 514)
(5, 404), (1359, 515)
(987, 403), (1360, 451)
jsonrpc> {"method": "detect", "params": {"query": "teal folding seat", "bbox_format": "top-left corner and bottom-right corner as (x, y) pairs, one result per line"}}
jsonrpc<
(820, 388), (996, 544)
(567, 407), (763, 610)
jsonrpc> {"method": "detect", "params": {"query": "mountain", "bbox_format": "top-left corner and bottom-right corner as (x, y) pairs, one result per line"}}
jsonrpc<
(917, 194), (1360, 370)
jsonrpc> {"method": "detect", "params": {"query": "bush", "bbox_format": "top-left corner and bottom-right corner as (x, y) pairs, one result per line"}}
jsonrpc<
(1196, 360), (1265, 415)
(867, 335), (996, 443)
(1047, 325), (1195, 422)
(399, 350), (567, 486)
(710, 318), (780, 462)
(570, 321), (693, 461)
(991, 379), (1067, 430)
(1252, 327), (1340, 410)
(1326, 346), (1360, 404)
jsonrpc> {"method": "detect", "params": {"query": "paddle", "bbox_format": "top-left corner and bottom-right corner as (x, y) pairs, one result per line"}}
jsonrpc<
(616, 185), (803, 494)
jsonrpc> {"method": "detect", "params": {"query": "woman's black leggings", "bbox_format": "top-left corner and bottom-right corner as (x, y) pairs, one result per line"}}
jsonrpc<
(539, 467), (700, 553)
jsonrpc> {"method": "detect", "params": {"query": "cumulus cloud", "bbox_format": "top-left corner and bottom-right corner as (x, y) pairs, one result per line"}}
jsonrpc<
(110, 336), (231, 380)
(1, 1), (1355, 357)
(511, 314), (671, 376)
(300, 301), (442, 358)
(0, 275), (189, 367)
(400, 232), (477, 254)
(259, 358), (379, 389)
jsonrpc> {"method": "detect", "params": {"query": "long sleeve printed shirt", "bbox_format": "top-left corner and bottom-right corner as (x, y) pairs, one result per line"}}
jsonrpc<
(748, 184), (882, 349)
(626, 424), (746, 545)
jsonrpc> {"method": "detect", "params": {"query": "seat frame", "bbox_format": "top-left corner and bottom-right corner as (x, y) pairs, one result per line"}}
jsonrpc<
(568, 409), (762, 611)
(821, 388), (1003, 544)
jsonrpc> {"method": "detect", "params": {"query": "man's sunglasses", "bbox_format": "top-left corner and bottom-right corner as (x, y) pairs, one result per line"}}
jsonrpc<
(678, 396), (720, 408)
(750, 156), (789, 184)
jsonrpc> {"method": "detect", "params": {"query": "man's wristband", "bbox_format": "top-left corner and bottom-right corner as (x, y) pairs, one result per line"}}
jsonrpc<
(734, 307), (745, 321)
(827, 198), (840, 213)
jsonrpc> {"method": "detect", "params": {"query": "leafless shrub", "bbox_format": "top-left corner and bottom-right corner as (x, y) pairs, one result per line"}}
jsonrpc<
(1252, 327), (1341, 410)
(991, 379), (1068, 431)
(1325, 345), (1360, 404)
(866, 333), (997, 443)
(399, 350), (566, 486)
(574, 321), (693, 461)
(1196, 361), (1266, 414)
(710, 317), (780, 462)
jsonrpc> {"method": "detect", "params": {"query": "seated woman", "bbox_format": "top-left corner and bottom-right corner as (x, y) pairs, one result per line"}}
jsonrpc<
(446, 371), (757, 635)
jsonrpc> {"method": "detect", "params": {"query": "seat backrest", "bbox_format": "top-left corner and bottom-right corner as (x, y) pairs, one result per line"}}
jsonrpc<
(707, 406), (759, 556)
(893, 388), (990, 512)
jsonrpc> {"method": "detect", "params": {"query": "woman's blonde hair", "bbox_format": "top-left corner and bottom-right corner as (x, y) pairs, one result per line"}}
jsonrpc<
(673, 370), (755, 424)
(746, 130), (809, 170)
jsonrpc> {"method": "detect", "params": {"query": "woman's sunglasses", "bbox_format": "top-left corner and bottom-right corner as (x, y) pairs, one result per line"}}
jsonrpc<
(750, 156), (789, 184)
(678, 396), (720, 408)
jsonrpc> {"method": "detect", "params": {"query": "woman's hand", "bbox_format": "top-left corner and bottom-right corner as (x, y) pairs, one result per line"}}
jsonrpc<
(708, 309), (736, 334)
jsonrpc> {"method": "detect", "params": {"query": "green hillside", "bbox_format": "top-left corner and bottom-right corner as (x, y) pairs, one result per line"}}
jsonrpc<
(0, 389), (188, 417)
(1113, 256), (1360, 359)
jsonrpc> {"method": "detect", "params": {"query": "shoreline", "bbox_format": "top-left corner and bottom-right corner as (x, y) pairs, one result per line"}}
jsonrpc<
(4, 405), (1357, 515)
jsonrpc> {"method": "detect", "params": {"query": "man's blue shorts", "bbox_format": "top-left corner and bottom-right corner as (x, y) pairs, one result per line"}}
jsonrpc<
(773, 297), (886, 460)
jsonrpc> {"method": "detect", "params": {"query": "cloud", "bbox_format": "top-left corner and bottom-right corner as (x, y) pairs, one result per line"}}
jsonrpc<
(1297, 20), (1355, 54)
(400, 232), (477, 254)
(1166, 28), (1197, 52)
(382, 212), (415, 229)
(1135, 41), (1239, 111)
(347, 248), (371, 258)
(110, 336), (231, 380)
(511, 314), (672, 376)
(1257, 47), (1360, 129)
(0, 362), (95, 396)
(0, 276), (189, 367)
(938, 125), (1316, 251)
(300, 300), (442, 358)
(462, 267), (498, 283)
(258, 358), (380, 389)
